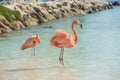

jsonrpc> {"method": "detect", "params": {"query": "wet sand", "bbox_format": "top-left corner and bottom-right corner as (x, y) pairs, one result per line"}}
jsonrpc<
(0, 58), (77, 80)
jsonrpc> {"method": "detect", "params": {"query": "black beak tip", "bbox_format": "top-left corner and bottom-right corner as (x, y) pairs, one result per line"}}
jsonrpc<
(80, 24), (82, 29)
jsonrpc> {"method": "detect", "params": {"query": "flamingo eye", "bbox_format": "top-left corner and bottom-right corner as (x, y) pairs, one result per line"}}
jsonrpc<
(33, 41), (36, 43)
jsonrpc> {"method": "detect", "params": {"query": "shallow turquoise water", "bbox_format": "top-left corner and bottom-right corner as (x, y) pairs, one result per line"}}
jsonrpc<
(0, 7), (120, 80)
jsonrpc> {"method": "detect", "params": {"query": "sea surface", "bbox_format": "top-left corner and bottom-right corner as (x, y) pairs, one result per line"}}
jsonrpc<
(0, 6), (120, 80)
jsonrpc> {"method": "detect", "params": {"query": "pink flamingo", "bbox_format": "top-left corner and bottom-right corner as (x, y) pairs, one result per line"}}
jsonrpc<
(50, 20), (82, 66)
(20, 32), (41, 56)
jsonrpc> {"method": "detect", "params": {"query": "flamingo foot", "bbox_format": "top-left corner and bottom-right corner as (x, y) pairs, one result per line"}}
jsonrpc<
(59, 57), (64, 66)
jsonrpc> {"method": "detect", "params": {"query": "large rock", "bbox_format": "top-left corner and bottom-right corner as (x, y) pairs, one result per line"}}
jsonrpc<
(47, 2), (58, 9)
(10, 21), (25, 30)
(17, 4), (35, 14)
(60, 8), (69, 17)
(39, 3), (48, 7)
(0, 22), (12, 33)
(50, 8), (61, 19)
(34, 6), (55, 22)
(0, 15), (12, 33)
(61, 7), (74, 16)
(62, 2), (68, 6)
(0, 29), (1, 34)
(112, 1), (120, 6)
(23, 17), (39, 27)
(70, 3), (79, 9)
(0, 15), (10, 26)
(81, 3), (92, 12)
(71, 8), (86, 15)
(52, 6), (75, 19)
(56, 3), (62, 8)
(0, 28), (8, 34)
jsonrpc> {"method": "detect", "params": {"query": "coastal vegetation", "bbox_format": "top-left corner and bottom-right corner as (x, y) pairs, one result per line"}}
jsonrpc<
(0, 5), (21, 22)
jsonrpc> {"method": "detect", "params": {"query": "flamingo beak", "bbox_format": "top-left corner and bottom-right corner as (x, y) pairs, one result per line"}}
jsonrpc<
(80, 24), (82, 29)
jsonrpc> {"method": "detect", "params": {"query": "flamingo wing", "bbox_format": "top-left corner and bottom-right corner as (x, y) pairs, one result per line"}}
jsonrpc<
(50, 30), (74, 48)
(54, 30), (68, 37)
(20, 36), (36, 50)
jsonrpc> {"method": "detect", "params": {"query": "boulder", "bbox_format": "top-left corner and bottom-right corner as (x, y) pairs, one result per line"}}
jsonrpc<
(66, 10), (75, 16)
(60, 8), (69, 17)
(49, 9), (58, 19)
(47, 2), (58, 9)
(0, 28), (8, 33)
(62, 2), (68, 6)
(18, 4), (28, 13)
(39, 3), (48, 7)
(17, 4), (35, 13)
(56, 3), (62, 8)
(34, 6), (55, 22)
(71, 8), (86, 15)
(108, 2), (113, 6)
(10, 21), (25, 30)
(112, 1), (120, 6)
(0, 15), (12, 33)
(56, 12), (63, 19)
(50, 8), (62, 19)
(0, 29), (1, 34)
(23, 17), (39, 27)
(70, 3), (79, 9)
(0, 22), (12, 33)
(61, 7), (74, 16)
(91, 6), (99, 12)
(82, 3), (92, 11)
(0, 15), (10, 26)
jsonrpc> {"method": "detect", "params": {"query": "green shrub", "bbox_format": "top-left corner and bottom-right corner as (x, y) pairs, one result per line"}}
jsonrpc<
(0, 5), (21, 22)
(12, 10), (21, 20)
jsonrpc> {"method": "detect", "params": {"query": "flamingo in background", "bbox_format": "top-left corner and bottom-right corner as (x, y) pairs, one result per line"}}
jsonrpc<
(20, 32), (41, 56)
(50, 20), (82, 66)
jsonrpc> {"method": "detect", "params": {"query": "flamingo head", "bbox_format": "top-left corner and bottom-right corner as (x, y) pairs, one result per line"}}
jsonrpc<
(36, 32), (41, 44)
(72, 20), (82, 28)
(36, 32), (40, 39)
(36, 32), (39, 36)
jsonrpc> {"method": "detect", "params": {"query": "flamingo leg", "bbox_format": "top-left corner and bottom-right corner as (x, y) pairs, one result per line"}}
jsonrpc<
(61, 48), (64, 66)
(59, 48), (64, 66)
(31, 48), (33, 56)
(59, 48), (62, 63)
(31, 48), (35, 56)
(34, 48), (35, 56)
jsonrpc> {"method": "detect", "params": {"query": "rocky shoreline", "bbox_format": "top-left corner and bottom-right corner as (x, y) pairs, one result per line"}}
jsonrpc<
(0, 1), (120, 35)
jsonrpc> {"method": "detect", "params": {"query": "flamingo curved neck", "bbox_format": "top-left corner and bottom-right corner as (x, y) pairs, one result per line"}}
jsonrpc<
(36, 34), (39, 38)
(72, 23), (78, 44)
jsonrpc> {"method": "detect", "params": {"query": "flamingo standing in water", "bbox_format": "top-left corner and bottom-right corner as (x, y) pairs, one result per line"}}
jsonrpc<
(20, 32), (41, 56)
(50, 20), (82, 66)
